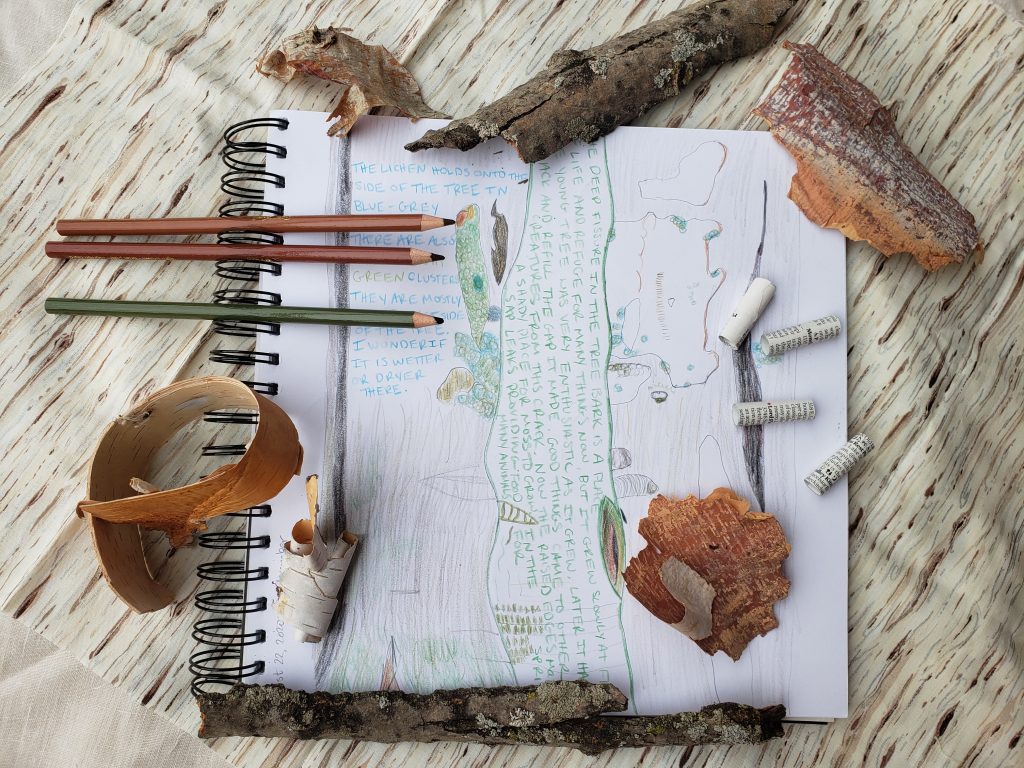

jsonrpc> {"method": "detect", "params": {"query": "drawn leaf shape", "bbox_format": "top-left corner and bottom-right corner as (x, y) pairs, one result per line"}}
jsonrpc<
(599, 496), (626, 595)
(436, 367), (475, 402)
(498, 500), (537, 525)
(455, 204), (489, 343)
(490, 200), (508, 284)
(422, 466), (495, 502)
(623, 488), (791, 660)
(614, 473), (658, 498)
(379, 636), (401, 691)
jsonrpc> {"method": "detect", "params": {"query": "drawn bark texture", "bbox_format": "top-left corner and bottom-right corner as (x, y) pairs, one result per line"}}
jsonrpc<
(0, 1), (1021, 768)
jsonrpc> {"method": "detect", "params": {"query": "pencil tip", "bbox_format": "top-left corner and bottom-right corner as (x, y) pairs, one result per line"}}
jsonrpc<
(412, 311), (445, 327)
(442, 218), (455, 226)
(430, 253), (445, 261)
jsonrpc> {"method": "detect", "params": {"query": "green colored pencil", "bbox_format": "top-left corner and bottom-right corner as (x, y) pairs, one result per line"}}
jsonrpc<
(44, 298), (443, 328)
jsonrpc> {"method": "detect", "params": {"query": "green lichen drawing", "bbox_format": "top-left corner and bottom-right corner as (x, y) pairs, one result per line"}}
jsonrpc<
(453, 331), (500, 418)
(493, 604), (544, 663)
(455, 204), (489, 344)
(753, 340), (783, 366)
(443, 203), (502, 420)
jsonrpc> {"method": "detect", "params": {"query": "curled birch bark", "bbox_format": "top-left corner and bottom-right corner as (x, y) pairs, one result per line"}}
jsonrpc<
(196, 682), (785, 753)
(258, 27), (447, 136)
(405, 0), (796, 162)
(275, 474), (358, 642)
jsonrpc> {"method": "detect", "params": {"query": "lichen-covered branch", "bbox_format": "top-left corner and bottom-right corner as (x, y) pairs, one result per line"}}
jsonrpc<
(197, 682), (785, 754)
(405, 0), (796, 163)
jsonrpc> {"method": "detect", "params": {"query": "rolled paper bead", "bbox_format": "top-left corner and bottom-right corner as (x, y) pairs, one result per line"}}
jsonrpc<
(760, 314), (842, 356)
(733, 399), (816, 426)
(719, 278), (775, 350)
(804, 433), (875, 496)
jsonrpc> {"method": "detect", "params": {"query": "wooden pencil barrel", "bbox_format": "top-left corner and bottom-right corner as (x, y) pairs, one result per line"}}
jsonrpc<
(44, 299), (441, 328)
(54, 213), (451, 236)
(45, 241), (438, 265)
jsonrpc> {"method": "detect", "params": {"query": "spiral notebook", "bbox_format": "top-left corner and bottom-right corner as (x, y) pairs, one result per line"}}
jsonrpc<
(195, 111), (849, 719)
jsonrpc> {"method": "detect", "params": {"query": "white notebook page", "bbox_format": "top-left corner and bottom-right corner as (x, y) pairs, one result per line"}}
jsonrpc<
(251, 111), (848, 718)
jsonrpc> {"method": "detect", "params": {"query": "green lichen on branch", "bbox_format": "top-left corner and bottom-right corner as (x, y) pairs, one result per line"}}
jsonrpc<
(197, 682), (785, 754)
(405, 0), (796, 163)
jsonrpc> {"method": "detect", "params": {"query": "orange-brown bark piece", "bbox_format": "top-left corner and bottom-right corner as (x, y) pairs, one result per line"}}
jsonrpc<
(624, 488), (790, 660)
(258, 27), (448, 137)
(753, 42), (983, 271)
(77, 377), (303, 612)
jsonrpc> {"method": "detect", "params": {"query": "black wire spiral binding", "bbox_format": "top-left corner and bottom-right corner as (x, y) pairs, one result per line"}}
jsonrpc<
(190, 117), (288, 696)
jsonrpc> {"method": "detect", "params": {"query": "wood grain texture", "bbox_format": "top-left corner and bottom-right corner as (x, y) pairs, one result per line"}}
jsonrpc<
(753, 41), (984, 271)
(0, 1), (1020, 767)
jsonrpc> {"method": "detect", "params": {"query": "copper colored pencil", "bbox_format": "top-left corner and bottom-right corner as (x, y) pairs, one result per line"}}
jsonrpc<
(55, 213), (455, 236)
(45, 241), (444, 265)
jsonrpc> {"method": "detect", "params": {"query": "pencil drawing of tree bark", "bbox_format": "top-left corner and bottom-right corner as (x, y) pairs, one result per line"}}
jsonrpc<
(733, 181), (768, 511)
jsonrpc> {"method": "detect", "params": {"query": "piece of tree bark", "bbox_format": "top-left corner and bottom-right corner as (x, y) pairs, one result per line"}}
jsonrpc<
(624, 489), (791, 660)
(405, 0), (796, 163)
(752, 42), (983, 271)
(197, 682), (784, 754)
(78, 376), (303, 614)
(258, 27), (448, 137)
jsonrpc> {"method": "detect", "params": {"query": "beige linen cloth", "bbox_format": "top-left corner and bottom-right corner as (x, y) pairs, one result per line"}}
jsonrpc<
(1, 6), (231, 766)
(0, 12), (229, 768)
(0, 1), (74, 95)
(0, 2), (1021, 768)
(0, 612), (232, 768)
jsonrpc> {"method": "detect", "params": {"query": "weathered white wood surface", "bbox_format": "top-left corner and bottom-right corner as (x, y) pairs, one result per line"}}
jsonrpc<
(0, 1), (1021, 766)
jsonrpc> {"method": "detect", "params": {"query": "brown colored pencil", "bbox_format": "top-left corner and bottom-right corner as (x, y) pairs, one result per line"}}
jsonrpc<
(55, 213), (455, 236)
(45, 241), (444, 265)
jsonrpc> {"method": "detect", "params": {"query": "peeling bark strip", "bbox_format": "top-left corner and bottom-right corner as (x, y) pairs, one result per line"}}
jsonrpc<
(753, 42), (983, 271)
(197, 682), (784, 753)
(258, 27), (448, 137)
(405, 0), (796, 162)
